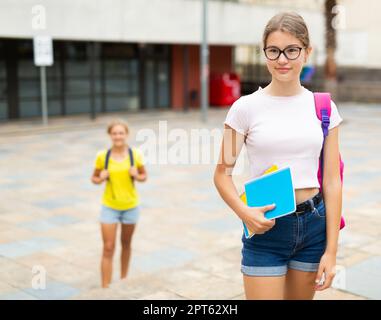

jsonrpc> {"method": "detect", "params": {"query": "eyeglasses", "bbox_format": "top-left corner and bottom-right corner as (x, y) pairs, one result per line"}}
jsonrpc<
(263, 46), (305, 61)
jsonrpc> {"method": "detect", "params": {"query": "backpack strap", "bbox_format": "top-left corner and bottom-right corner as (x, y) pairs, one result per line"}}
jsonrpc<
(104, 149), (116, 198)
(313, 92), (331, 138)
(128, 147), (135, 184)
(313, 92), (332, 188)
(128, 147), (134, 167)
(105, 149), (111, 170)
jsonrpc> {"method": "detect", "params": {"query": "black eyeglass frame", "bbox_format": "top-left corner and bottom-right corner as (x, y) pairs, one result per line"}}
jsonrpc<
(263, 46), (306, 61)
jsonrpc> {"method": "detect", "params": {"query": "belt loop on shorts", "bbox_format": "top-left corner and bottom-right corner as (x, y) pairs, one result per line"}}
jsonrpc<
(307, 198), (315, 211)
(308, 198), (319, 215)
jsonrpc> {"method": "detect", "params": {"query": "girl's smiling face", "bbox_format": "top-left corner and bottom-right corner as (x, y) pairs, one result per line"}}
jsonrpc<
(264, 30), (312, 83)
(109, 124), (128, 147)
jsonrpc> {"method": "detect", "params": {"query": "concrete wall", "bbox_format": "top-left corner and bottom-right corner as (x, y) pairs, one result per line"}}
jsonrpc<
(335, 0), (380, 68)
(0, 0), (324, 50)
(2, 0), (377, 68)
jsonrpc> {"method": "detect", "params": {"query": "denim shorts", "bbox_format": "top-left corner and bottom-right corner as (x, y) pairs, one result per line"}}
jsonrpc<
(241, 194), (327, 277)
(100, 205), (140, 224)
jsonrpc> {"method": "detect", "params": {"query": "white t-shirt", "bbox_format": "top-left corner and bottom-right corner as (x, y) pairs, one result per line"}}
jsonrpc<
(224, 86), (343, 189)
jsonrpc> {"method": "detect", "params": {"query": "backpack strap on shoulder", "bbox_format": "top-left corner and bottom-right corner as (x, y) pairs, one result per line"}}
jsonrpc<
(128, 147), (135, 184)
(313, 92), (331, 138)
(105, 149), (111, 170)
(128, 147), (134, 167)
(313, 92), (333, 189)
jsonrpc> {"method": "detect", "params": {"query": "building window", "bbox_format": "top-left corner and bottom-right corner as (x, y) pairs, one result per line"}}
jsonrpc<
(102, 43), (140, 112)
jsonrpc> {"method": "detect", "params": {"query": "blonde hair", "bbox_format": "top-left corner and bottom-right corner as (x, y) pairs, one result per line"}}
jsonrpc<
(263, 12), (310, 48)
(107, 119), (129, 134)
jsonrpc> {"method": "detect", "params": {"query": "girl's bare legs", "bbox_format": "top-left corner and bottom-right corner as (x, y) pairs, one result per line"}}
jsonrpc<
(243, 275), (286, 300)
(284, 269), (318, 300)
(101, 223), (117, 288)
(120, 223), (136, 279)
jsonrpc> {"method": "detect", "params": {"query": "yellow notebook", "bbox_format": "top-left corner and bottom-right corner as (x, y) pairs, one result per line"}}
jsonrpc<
(240, 164), (278, 238)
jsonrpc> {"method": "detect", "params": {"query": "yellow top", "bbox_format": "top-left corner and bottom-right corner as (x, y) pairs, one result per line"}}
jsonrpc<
(94, 147), (144, 210)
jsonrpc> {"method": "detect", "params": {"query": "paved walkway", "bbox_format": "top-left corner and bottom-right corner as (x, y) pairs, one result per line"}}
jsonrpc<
(0, 103), (380, 300)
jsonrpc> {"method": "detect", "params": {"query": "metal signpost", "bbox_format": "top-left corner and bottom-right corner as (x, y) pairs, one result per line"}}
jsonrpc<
(33, 35), (53, 126)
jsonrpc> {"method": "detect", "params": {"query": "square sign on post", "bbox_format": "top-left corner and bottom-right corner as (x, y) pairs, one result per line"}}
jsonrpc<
(33, 35), (53, 66)
(33, 35), (53, 125)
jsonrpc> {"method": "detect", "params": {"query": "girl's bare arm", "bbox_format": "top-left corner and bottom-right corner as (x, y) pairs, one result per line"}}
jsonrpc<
(214, 125), (275, 234)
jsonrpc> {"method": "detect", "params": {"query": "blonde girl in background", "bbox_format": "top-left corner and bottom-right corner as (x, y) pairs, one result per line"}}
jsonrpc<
(91, 119), (147, 288)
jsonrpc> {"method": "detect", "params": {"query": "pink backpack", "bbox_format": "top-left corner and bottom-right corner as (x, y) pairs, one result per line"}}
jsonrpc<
(313, 92), (345, 230)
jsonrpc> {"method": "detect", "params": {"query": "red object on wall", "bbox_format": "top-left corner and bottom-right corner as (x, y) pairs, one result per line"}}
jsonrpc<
(171, 45), (233, 110)
(209, 73), (241, 106)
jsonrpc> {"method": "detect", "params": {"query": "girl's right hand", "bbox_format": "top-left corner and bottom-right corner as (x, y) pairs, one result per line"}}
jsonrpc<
(99, 170), (109, 182)
(239, 204), (276, 235)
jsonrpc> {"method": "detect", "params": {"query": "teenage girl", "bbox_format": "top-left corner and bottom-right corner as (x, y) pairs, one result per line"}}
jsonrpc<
(91, 119), (147, 288)
(214, 12), (343, 300)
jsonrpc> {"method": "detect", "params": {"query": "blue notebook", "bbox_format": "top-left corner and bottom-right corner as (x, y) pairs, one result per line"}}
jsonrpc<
(244, 167), (296, 220)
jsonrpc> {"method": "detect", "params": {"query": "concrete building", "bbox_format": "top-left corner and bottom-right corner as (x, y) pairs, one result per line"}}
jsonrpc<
(0, 0), (378, 121)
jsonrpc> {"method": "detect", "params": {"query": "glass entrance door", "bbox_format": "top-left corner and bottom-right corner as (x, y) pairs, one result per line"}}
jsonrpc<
(157, 60), (169, 108)
(143, 59), (155, 109)
(140, 45), (170, 109)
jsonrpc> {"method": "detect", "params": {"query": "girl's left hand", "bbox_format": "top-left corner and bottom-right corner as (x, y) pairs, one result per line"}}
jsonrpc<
(129, 167), (138, 178)
(315, 251), (337, 291)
